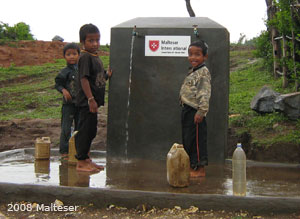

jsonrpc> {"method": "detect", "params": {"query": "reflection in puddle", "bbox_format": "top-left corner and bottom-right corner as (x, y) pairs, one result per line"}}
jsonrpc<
(1, 152), (300, 197)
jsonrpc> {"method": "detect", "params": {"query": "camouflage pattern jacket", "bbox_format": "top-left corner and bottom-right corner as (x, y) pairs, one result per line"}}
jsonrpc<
(179, 64), (211, 117)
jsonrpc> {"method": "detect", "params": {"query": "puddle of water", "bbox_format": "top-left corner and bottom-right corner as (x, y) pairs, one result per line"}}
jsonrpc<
(0, 153), (106, 188)
(1, 152), (300, 197)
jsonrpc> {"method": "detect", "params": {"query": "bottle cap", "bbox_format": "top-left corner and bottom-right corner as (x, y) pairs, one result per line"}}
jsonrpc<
(237, 143), (242, 147)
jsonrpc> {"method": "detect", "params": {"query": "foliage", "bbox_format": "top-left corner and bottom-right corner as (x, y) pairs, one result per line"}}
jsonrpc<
(100, 45), (110, 52)
(0, 21), (34, 41)
(259, 0), (300, 87)
(253, 30), (273, 72)
(271, 0), (293, 35)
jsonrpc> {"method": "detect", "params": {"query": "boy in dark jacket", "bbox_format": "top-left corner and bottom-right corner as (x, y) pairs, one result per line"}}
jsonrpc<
(55, 43), (80, 159)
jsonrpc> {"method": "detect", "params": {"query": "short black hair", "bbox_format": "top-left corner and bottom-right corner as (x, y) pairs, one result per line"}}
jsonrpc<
(79, 23), (100, 42)
(63, 43), (80, 57)
(189, 40), (208, 56)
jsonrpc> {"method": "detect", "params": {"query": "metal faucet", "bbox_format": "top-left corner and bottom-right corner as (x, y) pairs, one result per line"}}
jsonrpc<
(193, 25), (199, 37)
(132, 25), (138, 36)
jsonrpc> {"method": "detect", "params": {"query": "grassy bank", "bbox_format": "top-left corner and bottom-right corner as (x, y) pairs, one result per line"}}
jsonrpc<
(0, 55), (109, 120)
(230, 49), (300, 148)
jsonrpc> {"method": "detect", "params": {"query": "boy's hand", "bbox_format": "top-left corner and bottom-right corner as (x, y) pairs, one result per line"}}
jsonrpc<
(194, 114), (203, 124)
(88, 98), (98, 113)
(62, 89), (72, 102)
(107, 66), (112, 78)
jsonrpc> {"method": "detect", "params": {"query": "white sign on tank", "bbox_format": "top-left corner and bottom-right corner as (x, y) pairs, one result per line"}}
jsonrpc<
(145, 36), (191, 57)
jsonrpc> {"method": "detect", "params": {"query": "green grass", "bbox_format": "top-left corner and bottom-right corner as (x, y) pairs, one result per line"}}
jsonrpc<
(230, 49), (255, 69)
(229, 50), (300, 147)
(0, 56), (109, 120)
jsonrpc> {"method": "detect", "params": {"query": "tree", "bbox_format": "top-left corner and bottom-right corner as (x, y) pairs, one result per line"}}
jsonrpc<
(265, 0), (281, 79)
(260, 0), (300, 90)
(185, 0), (196, 17)
(237, 33), (246, 45)
(14, 22), (34, 40)
(0, 21), (34, 41)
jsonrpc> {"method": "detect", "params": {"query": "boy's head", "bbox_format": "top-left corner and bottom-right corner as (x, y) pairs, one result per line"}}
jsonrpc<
(79, 23), (100, 54)
(63, 43), (80, 65)
(188, 40), (208, 68)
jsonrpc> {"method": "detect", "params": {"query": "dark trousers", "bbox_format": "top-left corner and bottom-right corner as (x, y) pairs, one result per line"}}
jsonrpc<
(181, 104), (208, 169)
(75, 106), (97, 160)
(59, 104), (79, 154)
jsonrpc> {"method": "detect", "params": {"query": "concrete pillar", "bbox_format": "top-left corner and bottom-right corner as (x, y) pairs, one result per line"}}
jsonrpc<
(107, 17), (229, 163)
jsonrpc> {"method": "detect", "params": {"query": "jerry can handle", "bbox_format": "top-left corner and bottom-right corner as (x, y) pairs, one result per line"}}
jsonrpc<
(71, 131), (79, 137)
(41, 137), (50, 141)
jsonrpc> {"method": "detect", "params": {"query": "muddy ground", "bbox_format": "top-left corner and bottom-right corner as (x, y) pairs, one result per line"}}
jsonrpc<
(2, 202), (297, 219)
(0, 40), (109, 68)
(0, 106), (107, 153)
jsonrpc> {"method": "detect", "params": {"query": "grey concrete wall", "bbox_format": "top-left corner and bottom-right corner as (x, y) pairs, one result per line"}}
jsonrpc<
(107, 17), (229, 163)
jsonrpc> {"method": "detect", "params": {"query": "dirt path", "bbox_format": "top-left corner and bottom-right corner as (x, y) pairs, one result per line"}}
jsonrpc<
(1, 202), (298, 218)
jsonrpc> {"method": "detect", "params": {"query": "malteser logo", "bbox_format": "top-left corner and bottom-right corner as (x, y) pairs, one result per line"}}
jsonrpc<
(149, 40), (159, 52)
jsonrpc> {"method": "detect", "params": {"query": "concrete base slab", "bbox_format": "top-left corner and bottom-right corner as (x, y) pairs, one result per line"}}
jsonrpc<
(1, 149), (300, 214)
(0, 182), (300, 214)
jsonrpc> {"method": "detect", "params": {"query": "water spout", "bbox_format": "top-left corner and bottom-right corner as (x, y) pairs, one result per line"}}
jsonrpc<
(193, 25), (199, 37)
(132, 25), (139, 37)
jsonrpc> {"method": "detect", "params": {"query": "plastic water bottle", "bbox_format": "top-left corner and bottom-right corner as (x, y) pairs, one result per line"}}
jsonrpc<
(232, 143), (246, 196)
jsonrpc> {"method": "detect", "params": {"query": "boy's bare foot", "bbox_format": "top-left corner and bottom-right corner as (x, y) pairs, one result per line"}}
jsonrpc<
(190, 167), (206, 177)
(87, 158), (104, 170)
(76, 160), (99, 172)
(60, 154), (68, 161)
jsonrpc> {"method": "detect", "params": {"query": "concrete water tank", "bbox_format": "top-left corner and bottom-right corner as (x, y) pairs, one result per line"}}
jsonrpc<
(107, 17), (229, 163)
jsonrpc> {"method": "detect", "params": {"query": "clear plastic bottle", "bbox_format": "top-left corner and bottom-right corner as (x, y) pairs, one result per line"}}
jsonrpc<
(232, 143), (246, 196)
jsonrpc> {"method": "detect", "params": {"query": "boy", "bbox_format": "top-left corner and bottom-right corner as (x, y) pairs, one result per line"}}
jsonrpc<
(179, 40), (211, 177)
(55, 43), (80, 160)
(75, 23), (112, 172)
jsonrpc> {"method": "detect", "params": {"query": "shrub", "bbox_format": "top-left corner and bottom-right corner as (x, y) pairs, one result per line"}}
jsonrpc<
(0, 21), (34, 41)
(253, 30), (273, 72)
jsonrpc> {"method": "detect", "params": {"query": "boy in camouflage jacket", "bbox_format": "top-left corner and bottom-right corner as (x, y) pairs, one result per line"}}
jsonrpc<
(180, 40), (211, 177)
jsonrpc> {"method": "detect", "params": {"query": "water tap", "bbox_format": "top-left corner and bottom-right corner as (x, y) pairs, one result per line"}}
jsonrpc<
(132, 25), (138, 36)
(193, 25), (199, 37)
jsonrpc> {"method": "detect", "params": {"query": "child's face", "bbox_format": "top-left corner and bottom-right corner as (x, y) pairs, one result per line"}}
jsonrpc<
(188, 46), (207, 68)
(82, 33), (100, 54)
(64, 48), (79, 65)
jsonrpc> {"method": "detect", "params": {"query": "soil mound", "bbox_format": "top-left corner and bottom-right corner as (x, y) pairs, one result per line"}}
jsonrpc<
(0, 40), (109, 67)
(0, 41), (66, 67)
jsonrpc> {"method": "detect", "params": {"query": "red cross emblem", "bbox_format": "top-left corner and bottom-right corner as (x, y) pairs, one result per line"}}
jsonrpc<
(149, 40), (159, 52)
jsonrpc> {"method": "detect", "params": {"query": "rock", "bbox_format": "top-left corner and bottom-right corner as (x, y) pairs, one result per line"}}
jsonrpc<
(274, 92), (300, 120)
(250, 86), (280, 113)
(54, 199), (64, 206)
(186, 206), (199, 214)
(52, 35), (64, 42)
